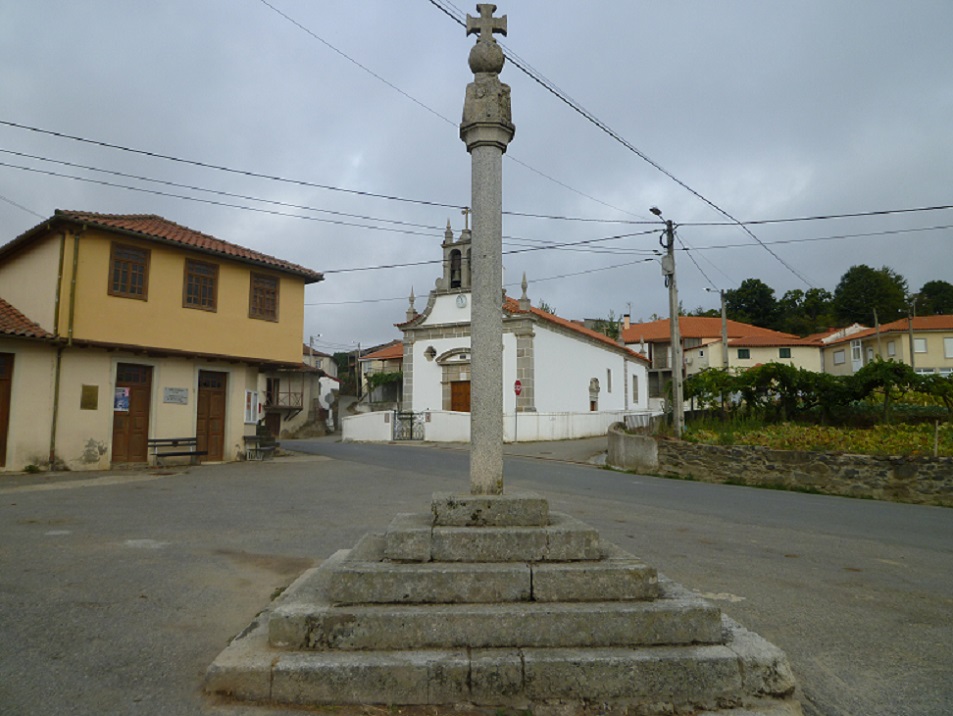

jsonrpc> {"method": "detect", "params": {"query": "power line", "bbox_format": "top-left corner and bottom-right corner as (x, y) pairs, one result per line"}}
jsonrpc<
(683, 204), (953, 226)
(306, 256), (657, 306)
(427, 0), (813, 286)
(0, 119), (464, 211)
(0, 160), (444, 237)
(255, 0), (639, 219)
(4, 118), (949, 231)
(0, 191), (43, 219)
(0, 148), (446, 233)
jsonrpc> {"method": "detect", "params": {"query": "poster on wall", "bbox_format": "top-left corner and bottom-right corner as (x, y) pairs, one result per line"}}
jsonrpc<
(114, 387), (130, 412)
(163, 387), (189, 405)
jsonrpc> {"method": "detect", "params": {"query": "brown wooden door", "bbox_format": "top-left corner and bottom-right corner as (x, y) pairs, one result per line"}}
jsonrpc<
(264, 412), (281, 439)
(0, 353), (13, 467)
(450, 380), (471, 412)
(112, 363), (152, 463)
(197, 371), (227, 462)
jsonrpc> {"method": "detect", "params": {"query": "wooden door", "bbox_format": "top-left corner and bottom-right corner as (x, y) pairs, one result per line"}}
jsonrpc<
(264, 412), (281, 439)
(112, 363), (152, 463)
(0, 353), (12, 467)
(450, 380), (471, 412)
(197, 371), (227, 462)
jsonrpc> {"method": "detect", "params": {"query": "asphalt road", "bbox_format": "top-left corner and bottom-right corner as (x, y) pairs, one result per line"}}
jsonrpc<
(0, 439), (950, 716)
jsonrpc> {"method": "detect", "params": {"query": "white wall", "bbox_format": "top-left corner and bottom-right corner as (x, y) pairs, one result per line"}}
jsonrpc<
(533, 325), (644, 413)
(0, 339), (57, 472)
(342, 409), (656, 444)
(411, 335), (471, 411)
(426, 293), (471, 325)
(342, 411), (397, 442)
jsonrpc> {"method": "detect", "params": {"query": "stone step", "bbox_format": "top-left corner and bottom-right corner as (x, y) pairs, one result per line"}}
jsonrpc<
(269, 596), (723, 651)
(207, 614), (798, 712)
(431, 490), (549, 526)
(326, 534), (659, 604)
(384, 511), (601, 562)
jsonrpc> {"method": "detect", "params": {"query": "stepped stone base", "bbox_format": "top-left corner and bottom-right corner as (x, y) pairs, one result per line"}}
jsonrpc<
(207, 492), (802, 714)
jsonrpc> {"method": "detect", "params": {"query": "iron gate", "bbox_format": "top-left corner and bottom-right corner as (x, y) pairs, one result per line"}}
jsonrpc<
(393, 411), (425, 441)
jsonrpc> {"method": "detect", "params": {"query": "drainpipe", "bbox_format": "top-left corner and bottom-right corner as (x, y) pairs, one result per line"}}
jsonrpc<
(67, 228), (83, 346)
(49, 227), (83, 470)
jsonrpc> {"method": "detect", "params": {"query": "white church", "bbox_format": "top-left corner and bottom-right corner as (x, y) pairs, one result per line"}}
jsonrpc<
(342, 223), (653, 443)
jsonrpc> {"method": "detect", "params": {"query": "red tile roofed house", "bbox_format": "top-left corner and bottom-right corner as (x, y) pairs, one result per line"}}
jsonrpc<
(341, 224), (654, 443)
(620, 315), (803, 406)
(0, 210), (323, 472)
(358, 339), (405, 406)
(821, 315), (953, 376)
(0, 299), (58, 469)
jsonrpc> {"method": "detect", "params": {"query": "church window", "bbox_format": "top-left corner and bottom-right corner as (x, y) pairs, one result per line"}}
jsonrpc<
(449, 250), (462, 288)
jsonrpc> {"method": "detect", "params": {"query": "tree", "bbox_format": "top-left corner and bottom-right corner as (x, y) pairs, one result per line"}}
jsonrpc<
(725, 278), (778, 328)
(776, 288), (834, 335)
(591, 310), (621, 339)
(917, 280), (953, 315)
(833, 265), (908, 325)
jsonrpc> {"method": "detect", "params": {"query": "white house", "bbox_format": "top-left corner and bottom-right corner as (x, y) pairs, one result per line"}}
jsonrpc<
(342, 223), (653, 442)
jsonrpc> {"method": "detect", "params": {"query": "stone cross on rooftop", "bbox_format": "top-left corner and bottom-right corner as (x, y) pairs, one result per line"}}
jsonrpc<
(466, 4), (507, 43)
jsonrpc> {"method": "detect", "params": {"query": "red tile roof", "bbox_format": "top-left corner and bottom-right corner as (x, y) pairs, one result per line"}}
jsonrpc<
(0, 298), (54, 339)
(622, 316), (793, 343)
(3, 211), (324, 283)
(505, 297), (649, 364)
(360, 340), (404, 361)
(823, 315), (953, 346)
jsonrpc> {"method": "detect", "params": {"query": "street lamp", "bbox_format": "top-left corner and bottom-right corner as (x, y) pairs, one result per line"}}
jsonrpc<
(652, 207), (684, 438)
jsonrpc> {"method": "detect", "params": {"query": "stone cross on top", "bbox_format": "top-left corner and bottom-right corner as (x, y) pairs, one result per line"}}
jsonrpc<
(466, 4), (507, 44)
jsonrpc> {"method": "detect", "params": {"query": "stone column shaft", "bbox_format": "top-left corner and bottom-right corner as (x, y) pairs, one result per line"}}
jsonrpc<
(468, 142), (505, 494)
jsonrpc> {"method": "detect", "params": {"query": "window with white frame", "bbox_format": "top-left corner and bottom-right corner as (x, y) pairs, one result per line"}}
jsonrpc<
(914, 338), (927, 354)
(632, 375), (639, 404)
(738, 348), (751, 360)
(887, 340), (896, 357)
(833, 350), (846, 365)
(244, 390), (259, 423)
(851, 340), (862, 361)
(945, 337), (953, 358)
(779, 347), (792, 359)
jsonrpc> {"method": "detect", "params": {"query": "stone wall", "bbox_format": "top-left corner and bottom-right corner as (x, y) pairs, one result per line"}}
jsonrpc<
(607, 423), (953, 507)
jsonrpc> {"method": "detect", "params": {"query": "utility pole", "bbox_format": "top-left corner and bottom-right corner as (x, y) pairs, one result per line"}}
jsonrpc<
(907, 297), (917, 371)
(652, 207), (684, 438)
(707, 288), (729, 369)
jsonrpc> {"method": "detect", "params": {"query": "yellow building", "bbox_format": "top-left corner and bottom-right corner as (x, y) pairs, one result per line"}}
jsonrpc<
(0, 210), (322, 472)
(821, 315), (953, 376)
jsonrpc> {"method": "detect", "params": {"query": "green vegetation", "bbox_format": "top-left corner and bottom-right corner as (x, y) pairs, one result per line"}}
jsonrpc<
(685, 419), (952, 457)
(683, 360), (952, 457)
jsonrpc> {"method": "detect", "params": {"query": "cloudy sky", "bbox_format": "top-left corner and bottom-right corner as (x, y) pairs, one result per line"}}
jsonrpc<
(2, 1), (951, 354)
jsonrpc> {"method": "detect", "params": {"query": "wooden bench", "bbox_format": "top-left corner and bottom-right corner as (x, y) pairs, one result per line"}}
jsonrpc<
(148, 437), (208, 466)
(243, 435), (279, 461)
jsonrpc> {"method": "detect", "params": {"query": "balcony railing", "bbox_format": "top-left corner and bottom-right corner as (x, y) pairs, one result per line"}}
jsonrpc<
(264, 391), (303, 410)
